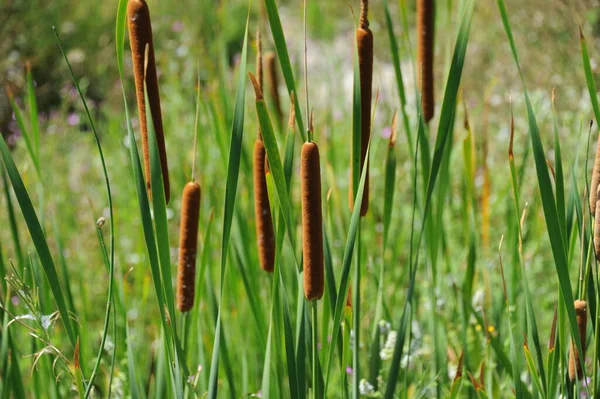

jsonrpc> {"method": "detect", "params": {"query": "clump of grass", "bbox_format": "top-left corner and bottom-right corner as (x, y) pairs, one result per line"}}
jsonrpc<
(568, 299), (587, 381)
(127, 0), (170, 203)
(176, 181), (201, 312)
(301, 138), (324, 301)
(350, 0), (373, 217)
(264, 51), (283, 127)
(417, 0), (434, 122)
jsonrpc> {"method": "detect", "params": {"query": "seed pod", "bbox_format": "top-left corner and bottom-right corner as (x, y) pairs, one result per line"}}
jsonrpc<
(590, 133), (600, 214)
(127, 0), (170, 203)
(568, 300), (587, 381)
(350, 0), (373, 217)
(176, 182), (201, 312)
(417, 0), (434, 123)
(264, 51), (283, 126)
(253, 140), (275, 272)
(301, 142), (324, 300)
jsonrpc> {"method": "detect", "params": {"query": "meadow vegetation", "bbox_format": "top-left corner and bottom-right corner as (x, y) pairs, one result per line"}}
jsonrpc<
(3, 0), (600, 398)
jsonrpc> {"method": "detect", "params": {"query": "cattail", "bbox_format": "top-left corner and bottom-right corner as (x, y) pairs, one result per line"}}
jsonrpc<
(176, 182), (201, 312)
(253, 31), (276, 272)
(127, 0), (170, 203)
(301, 141), (324, 300)
(253, 140), (275, 272)
(590, 131), (600, 215)
(349, 0), (373, 217)
(568, 300), (587, 381)
(264, 51), (283, 126)
(417, 0), (434, 123)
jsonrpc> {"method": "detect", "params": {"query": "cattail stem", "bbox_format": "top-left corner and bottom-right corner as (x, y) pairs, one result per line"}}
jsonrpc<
(128, 0), (170, 203)
(417, 0), (435, 123)
(301, 142), (324, 300)
(177, 182), (201, 312)
(312, 301), (320, 399)
(568, 300), (587, 381)
(351, 0), (373, 217)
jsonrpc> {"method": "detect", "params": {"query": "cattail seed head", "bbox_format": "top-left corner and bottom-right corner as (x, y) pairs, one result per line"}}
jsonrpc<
(417, 0), (435, 123)
(301, 142), (324, 300)
(127, 0), (170, 203)
(350, 0), (373, 217)
(590, 133), (600, 214)
(253, 139), (275, 272)
(176, 182), (201, 312)
(264, 51), (283, 126)
(568, 300), (587, 381)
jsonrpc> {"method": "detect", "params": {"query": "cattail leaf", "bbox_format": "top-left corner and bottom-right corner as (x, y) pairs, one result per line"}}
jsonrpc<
(263, 0), (306, 141)
(551, 96), (566, 244)
(116, 0), (128, 81)
(383, 0), (413, 153)
(497, 0), (586, 383)
(279, 272), (300, 399)
(350, 20), (361, 205)
(0, 134), (77, 347)
(126, 323), (144, 399)
(25, 63), (40, 156)
(207, 8), (250, 398)
(2, 168), (23, 269)
(580, 30), (600, 127)
(524, 344), (544, 395)
(6, 93), (40, 178)
(145, 87), (176, 318)
(383, 138), (397, 247)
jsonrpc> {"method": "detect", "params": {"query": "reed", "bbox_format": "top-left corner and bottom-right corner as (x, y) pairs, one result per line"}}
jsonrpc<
(350, 0), (373, 217)
(301, 141), (324, 300)
(568, 300), (587, 381)
(127, 0), (170, 203)
(264, 51), (283, 127)
(417, 0), (435, 123)
(176, 181), (201, 312)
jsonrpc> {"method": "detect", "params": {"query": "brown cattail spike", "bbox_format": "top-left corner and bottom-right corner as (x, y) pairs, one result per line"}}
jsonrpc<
(127, 0), (170, 204)
(350, 0), (373, 217)
(301, 142), (324, 300)
(417, 0), (435, 123)
(253, 140), (275, 272)
(590, 130), (600, 215)
(264, 52), (283, 126)
(176, 182), (201, 312)
(568, 300), (587, 381)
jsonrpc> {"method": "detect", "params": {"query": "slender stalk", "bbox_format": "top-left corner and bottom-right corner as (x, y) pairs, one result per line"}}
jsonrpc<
(352, 224), (361, 399)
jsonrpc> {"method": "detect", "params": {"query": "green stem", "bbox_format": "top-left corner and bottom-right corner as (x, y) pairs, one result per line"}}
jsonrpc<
(353, 224), (361, 399)
(312, 300), (320, 399)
